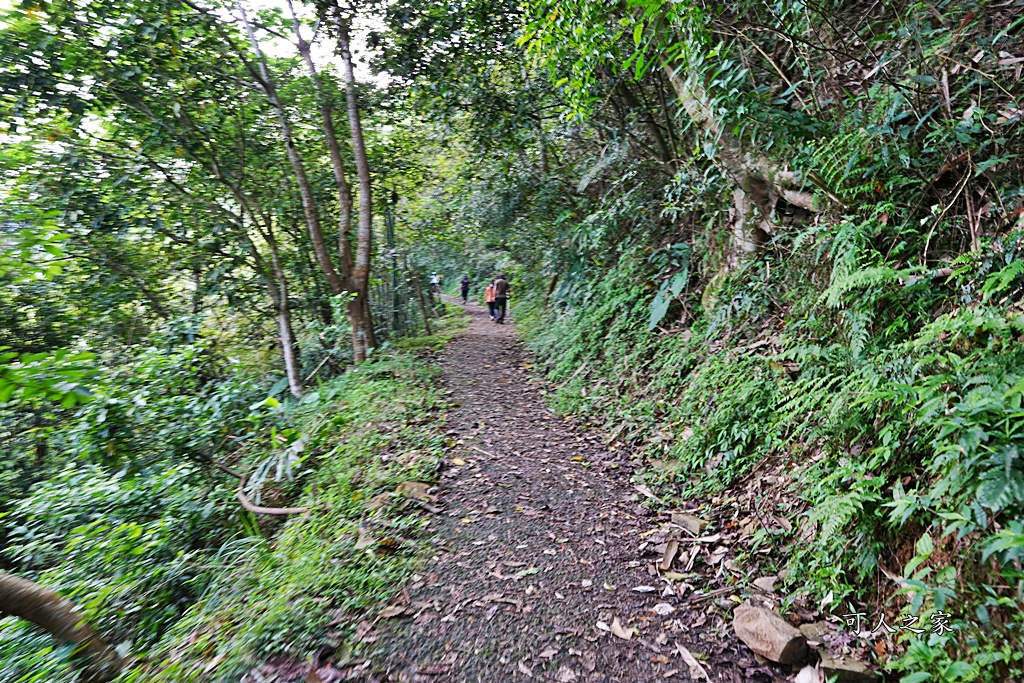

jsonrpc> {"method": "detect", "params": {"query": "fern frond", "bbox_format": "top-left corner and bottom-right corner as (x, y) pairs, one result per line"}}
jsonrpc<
(819, 266), (915, 308)
(809, 490), (866, 539)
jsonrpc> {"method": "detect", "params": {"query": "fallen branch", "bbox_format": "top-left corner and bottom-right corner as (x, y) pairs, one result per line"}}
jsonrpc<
(234, 471), (310, 516)
(303, 351), (334, 383)
(0, 571), (123, 683)
(685, 585), (734, 603)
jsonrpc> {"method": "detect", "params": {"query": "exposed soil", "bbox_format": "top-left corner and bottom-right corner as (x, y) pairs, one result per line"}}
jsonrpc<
(354, 300), (787, 683)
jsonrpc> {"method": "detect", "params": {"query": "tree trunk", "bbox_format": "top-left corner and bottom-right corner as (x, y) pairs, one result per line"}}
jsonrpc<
(127, 148), (304, 393)
(544, 272), (559, 306)
(264, 228), (303, 398)
(0, 571), (123, 683)
(409, 259), (433, 335)
(286, 2), (374, 364)
(237, 0), (345, 296)
(663, 66), (828, 269)
(285, 0), (355, 276)
(243, 229), (303, 397)
(335, 10), (377, 357)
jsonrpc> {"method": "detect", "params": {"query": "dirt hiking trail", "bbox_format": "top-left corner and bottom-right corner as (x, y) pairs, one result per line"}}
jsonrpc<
(366, 299), (780, 683)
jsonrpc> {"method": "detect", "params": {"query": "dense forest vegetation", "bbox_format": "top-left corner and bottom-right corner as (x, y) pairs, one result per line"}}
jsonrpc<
(2, 0), (1023, 680)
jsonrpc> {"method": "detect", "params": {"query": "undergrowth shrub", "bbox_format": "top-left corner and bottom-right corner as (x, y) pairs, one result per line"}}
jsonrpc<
(0, 313), (465, 683)
(116, 314), (464, 682)
(524, 219), (1024, 679)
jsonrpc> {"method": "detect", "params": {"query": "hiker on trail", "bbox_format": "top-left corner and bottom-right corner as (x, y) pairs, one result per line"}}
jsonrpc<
(460, 275), (470, 304)
(493, 273), (510, 324)
(429, 273), (440, 293)
(484, 279), (496, 320)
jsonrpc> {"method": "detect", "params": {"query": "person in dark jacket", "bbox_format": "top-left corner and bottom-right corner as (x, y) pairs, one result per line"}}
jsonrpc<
(460, 275), (470, 304)
(493, 274), (510, 323)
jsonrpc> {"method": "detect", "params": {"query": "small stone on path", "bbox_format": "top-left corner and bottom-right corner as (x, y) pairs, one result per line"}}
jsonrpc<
(732, 601), (808, 665)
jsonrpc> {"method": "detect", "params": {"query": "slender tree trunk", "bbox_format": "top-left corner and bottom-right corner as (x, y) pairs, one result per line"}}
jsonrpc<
(265, 228), (304, 398)
(243, 229), (303, 397)
(273, 284), (304, 399)
(286, 0), (373, 363)
(0, 571), (123, 683)
(408, 257), (433, 335)
(285, 0), (355, 275)
(334, 10), (377, 355)
(127, 153), (304, 391)
(237, 0), (345, 296)
(426, 284), (443, 317)
(544, 272), (559, 306)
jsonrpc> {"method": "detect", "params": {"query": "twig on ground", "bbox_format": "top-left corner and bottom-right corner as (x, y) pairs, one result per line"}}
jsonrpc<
(469, 444), (497, 458)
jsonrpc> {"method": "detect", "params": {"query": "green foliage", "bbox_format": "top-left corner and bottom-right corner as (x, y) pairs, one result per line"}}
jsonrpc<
(4, 465), (230, 643)
(647, 242), (691, 330)
(119, 337), (455, 682)
(524, 221), (1024, 679)
(0, 622), (80, 683)
(0, 313), (463, 681)
(2, 0), (1023, 678)
(0, 348), (96, 407)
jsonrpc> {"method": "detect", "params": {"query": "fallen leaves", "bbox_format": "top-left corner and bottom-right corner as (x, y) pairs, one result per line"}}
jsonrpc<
(365, 492), (391, 511)
(513, 566), (540, 580)
(675, 642), (710, 681)
(556, 665), (578, 682)
(414, 664), (450, 676)
(652, 603), (675, 616)
(396, 481), (433, 501)
(658, 537), (679, 571)
(670, 511), (707, 535)
(610, 617), (633, 641)
(355, 316), (815, 683)
(376, 604), (408, 619)
(352, 527), (403, 556)
(635, 483), (661, 502)
(354, 526), (374, 550)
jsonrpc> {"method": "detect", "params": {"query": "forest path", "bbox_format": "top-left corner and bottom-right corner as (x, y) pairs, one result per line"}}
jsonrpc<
(367, 299), (768, 683)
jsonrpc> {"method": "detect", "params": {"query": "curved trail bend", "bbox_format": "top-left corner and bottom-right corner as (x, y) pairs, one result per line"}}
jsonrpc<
(369, 299), (771, 683)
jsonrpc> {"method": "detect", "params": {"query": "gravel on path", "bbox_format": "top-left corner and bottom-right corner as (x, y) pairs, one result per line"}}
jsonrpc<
(366, 299), (772, 683)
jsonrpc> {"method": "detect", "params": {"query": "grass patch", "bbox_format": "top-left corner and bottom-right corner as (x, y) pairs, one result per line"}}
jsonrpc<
(394, 303), (469, 352)
(118, 315), (466, 682)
